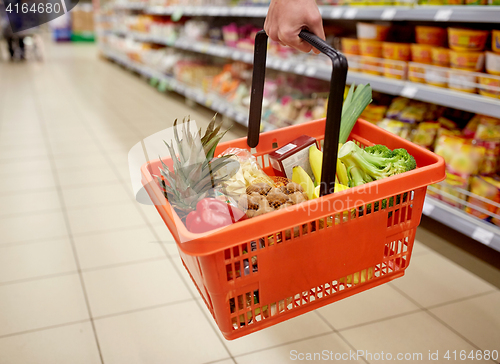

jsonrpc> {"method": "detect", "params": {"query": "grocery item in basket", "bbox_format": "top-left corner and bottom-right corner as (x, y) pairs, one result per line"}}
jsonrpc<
(448, 69), (477, 93)
(449, 50), (485, 72)
(448, 28), (489, 52)
(338, 142), (417, 187)
(382, 42), (411, 61)
(411, 122), (440, 149)
(217, 148), (275, 196)
(239, 182), (309, 218)
(341, 38), (360, 55)
(411, 44), (433, 64)
(268, 135), (317, 181)
(486, 52), (500, 75)
(408, 63), (426, 83)
(415, 26), (447, 47)
(431, 48), (450, 67)
(359, 40), (383, 58)
(479, 75), (500, 98)
(465, 176), (500, 219)
(185, 198), (247, 233)
(356, 22), (390, 41)
(157, 116), (239, 221)
(493, 30), (500, 53)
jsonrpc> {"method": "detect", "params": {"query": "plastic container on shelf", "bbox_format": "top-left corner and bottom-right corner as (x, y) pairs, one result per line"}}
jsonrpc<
(411, 44), (433, 64)
(408, 62), (427, 83)
(448, 28), (489, 52)
(424, 64), (449, 88)
(359, 39), (383, 58)
(493, 30), (500, 53)
(449, 50), (485, 72)
(478, 74), (500, 98)
(356, 22), (390, 41)
(431, 47), (450, 67)
(140, 30), (446, 340)
(345, 54), (361, 72)
(360, 57), (383, 76)
(382, 42), (411, 61)
(341, 38), (360, 55)
(415, 26), (447, 47)
(448, 68), (478, 93)
(383, 59), (408, 80)
(486, 52), (500, 75)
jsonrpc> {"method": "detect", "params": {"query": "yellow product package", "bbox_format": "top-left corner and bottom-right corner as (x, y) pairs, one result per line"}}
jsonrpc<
(465, 175), (500, 220)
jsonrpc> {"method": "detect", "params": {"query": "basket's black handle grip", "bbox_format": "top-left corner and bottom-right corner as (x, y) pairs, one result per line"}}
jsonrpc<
(248, 29), (348, 197)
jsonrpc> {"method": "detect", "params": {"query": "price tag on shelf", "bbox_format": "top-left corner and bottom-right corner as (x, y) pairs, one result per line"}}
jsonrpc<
(158, 80), (168, 93)
(281, 62), (291, 71)
(205, 99), (213, 108)
(329, 8), (343, 18)
(343, 8), (358, 19)
(434, 9), (453, 21)
(472, 227), (494, 246)
(305, 67), (317, 77)
(149, 77), (159, 87)
(220, 7), (229, 16)
(422, 201), (435, 216)
(381, 8), (396, 20)
(295, 64), (306, 74)
(171, 8), (183, 22)
(400, 85), (418, 99)
(233, 51), (241, 60)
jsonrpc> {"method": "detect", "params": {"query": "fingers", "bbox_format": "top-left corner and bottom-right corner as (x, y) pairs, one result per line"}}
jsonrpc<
(278, 30), (313, 53)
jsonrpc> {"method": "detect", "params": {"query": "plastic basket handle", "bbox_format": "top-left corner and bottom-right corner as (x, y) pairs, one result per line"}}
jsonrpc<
(248, 29), (348, 197)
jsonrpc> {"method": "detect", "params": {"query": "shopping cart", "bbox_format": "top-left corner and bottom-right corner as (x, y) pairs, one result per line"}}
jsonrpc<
(141, 30), (445, 340)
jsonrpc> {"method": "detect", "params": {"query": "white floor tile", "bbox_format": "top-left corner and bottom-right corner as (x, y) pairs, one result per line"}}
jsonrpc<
(0, 322), (101, 364)
(57, 165), (120, 188)
(429, 291), (500, 352)
(62, 183), (132, 208)
(66, 203), (147, 236)
(205, 307), (333, 357)
(0, 171), (56, 193)
(0, 274), (89, 336)
(0, 238), (76, 283)
(317, 284), (420, 330)
(235, 333), (364, 364)
(53, 152), (110, 171)
(0, 189), (61, 216)
(341, 311), (478, 363)
(83, 259), (192, 317)
(0, 211), (68, 245)
(0, 158), (52, 175)
(391, 252), (496, 307)
(74, 227), (165, 270)
(94, 301), (229, 364)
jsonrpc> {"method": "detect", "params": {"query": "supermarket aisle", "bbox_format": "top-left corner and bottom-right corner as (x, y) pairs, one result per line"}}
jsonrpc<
(0, 42), (499, 364)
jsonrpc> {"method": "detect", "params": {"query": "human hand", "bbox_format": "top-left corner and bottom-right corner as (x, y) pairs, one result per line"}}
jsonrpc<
(264, 0), (325, 54)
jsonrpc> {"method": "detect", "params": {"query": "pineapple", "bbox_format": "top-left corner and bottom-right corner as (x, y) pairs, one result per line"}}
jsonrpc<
(156, 115), (237, 220)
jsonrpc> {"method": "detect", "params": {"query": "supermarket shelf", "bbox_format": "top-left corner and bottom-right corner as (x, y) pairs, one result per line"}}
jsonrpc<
(100, 48), (250, 127)
(423, 196), (500, 253)
(114, 4), (500, 23)
(103, 30), (500, 119)
(319, 5), (500, 22)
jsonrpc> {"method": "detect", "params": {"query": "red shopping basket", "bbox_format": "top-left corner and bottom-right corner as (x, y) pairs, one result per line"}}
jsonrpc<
(140, 31), (445, 340)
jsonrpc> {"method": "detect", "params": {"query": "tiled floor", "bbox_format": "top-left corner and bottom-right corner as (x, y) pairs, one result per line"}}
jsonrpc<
(0, 40), (499, 364)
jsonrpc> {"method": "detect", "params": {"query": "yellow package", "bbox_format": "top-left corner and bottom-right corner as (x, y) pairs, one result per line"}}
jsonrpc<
(377, 119), (413, 140)
(465, 175), (500, 220)
(411, 122), (440, 149)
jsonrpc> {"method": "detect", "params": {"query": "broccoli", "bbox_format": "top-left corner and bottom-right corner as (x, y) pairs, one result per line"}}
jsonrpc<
(338, 141), (417, 187)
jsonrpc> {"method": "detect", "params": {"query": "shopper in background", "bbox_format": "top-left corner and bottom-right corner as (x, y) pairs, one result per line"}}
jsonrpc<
(264, 0), (325, 54)
(0, 0), (25, 61)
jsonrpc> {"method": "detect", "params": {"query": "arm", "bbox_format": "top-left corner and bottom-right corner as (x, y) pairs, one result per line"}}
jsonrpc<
(264, 0), (325, 54)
